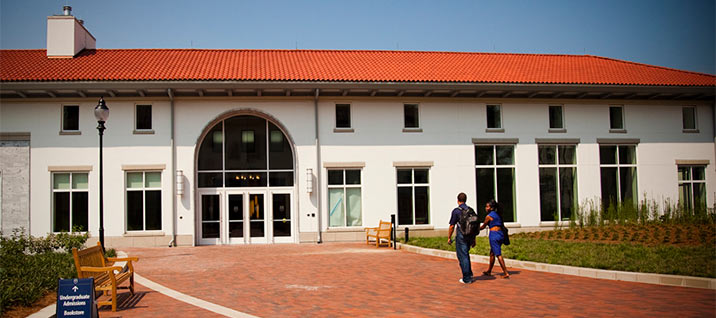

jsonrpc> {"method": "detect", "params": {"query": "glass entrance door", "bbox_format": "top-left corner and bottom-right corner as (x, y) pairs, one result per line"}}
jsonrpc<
(227, 193), (244, 244)
(199, 192), (221, 245)
(247, 192), (267, 243)
(271, 191), (293, 243)
(199, 190), (292, 245)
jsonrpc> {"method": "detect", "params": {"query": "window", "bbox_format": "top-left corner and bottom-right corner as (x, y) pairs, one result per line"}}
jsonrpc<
(549, 105), (564, 129)
(403, 104), (419, 129)
(486, 104), (502, 129)
(52, 172), (88, 232)
(197, 116), (294, 188)
(538, 145), (577, 221)
(599, 145), (637, 209)
(335, 104), (351, 129)
(678, 166), (706, 212)
(327, 169), (362, 227)
(609, 106), (624, 130)
(62, 105), (79, 131)
(126, 171), (162, 231)
(135, 105), (152, 131)
(397, 168), (430, 225)
(682, 106), (697, 131)
(475, 145), (515, 222)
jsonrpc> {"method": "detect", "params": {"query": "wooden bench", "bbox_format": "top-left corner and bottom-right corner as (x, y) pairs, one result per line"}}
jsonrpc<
(365, 220), (393, 247)
(72, 242), (139, 312)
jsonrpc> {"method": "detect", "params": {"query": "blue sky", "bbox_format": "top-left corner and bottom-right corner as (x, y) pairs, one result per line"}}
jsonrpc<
(1, 0), (714, 74)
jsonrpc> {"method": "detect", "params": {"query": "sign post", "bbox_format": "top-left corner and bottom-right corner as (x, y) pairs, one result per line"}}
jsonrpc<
(57, 278), (97, 318)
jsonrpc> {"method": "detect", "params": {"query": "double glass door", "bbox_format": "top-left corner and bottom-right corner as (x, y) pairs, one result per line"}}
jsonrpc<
(199, 190), (292, 244)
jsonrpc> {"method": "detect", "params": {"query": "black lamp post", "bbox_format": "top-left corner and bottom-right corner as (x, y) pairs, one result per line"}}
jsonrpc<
(94, 97), (109, 252)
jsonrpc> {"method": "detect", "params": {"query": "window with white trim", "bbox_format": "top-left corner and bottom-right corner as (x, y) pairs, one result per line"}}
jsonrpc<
(549, 105), (564, 129)
(397, 168), (430, 225)
(678, 165), (706, 212)
(538, 145), (577, 221)
(135, 104), (152, 131)
(475, 145), (515, 222)
(52, 172), (88, 232)
(609, 105), (624, 130)
(682, 106), (697, 131)
(599, 144), (637, 209)
(62, 105), (80, 132)
(327, 169), (362, 227)
(126, 171), (162, 231)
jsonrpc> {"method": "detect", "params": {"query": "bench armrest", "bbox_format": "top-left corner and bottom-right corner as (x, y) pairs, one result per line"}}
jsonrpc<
(107, 257), (139, 262)
(80, 265), (123, 273)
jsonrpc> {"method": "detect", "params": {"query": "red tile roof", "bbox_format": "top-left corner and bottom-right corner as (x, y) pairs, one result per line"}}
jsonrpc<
(1, 49), (714, 86)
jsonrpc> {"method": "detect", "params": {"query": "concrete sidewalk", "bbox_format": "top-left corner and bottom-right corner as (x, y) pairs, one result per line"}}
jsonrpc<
(64, 243), (716, 317)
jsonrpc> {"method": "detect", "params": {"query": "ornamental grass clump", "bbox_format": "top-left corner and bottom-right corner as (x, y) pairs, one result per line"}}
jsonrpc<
(0, 228), (89, 315)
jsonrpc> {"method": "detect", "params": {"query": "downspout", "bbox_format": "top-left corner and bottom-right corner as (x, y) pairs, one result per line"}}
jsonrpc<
(168, 88), (177, 247)
(314, 88), (323, 243)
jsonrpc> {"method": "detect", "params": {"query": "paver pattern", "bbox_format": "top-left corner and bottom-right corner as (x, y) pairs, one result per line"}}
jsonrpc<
(99, 243), (715, 317)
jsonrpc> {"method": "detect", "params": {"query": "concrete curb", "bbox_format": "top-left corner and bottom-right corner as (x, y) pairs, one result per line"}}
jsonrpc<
(397, 243), (716, 290)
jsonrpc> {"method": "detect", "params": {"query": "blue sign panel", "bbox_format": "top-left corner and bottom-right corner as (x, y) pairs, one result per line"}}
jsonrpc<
(57, 278), (97, 318)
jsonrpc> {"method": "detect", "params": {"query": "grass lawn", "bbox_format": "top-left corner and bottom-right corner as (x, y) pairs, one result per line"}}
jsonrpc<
(403, 226), (716, 278)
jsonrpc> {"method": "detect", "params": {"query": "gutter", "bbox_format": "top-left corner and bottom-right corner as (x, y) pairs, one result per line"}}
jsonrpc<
(314, 88), (322, 244)
(168, 88), (177, 247)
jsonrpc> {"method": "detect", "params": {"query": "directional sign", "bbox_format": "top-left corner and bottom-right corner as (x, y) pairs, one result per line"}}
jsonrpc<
(57, 278), (97, 318)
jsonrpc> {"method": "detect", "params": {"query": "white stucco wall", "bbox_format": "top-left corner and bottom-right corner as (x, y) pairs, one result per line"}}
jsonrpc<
(1, 97), (713, 244)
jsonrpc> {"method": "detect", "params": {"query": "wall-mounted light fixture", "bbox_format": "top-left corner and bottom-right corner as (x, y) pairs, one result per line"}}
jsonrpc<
(306, 168), (313, 193)
(176, 170), (184, 196)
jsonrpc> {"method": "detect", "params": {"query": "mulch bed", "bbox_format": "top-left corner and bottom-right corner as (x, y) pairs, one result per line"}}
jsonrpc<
(3, 291), (56, 318)
(515, 223), (715, 246)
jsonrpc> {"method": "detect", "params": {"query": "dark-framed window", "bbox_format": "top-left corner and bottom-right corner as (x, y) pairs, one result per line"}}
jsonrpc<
(599, 144), (637, 209)
(403, 104), (420, 128)
(549, 105), (564, 129)
(52, 172), (88, 232)
(126, 171), (162, 231)
(327, 169), (362, 227)
(486, 104), (502, 129)
(678, 165), (706, 213)
(682, 106), (697, 131)
(397, 168), (429, 225)
(136, 104), (152, 130)
(609, 106), (624, 130)
(538, 145), (577, 221)
(336, 104), (351, 128)
(475, 145), (516, 222)
(197, 116), (294, 188)
(62, 105), (80, 131)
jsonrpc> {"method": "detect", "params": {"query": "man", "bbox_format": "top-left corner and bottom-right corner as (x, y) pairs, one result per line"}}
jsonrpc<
(448, 192), (477, 284)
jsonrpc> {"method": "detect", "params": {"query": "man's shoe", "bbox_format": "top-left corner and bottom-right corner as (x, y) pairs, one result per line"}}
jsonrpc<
(459, 278), (472, 284)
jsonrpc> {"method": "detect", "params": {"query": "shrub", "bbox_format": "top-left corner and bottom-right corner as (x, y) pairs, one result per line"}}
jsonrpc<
(0, 228), (88, 315)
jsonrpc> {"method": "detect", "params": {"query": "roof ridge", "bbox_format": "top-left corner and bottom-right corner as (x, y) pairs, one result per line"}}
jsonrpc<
(587, 55), (715, 78)
(0, 48), (593, 58)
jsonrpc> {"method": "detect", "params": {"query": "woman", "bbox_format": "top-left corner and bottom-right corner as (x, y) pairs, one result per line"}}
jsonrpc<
(479, 200), (510, 279)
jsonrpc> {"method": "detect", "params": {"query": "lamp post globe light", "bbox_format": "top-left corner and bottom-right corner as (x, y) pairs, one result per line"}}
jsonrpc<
(94, 97), (109, 251)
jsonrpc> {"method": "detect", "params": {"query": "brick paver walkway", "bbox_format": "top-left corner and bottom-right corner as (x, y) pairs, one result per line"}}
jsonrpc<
(98, 243), (715, 317)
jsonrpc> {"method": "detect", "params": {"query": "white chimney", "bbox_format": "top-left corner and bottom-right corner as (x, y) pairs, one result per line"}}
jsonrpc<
(47, 6), (96, 58)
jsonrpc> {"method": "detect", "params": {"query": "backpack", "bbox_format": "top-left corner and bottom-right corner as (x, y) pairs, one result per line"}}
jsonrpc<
(458, 206), (480, 237)
(501, 225), (510, 246)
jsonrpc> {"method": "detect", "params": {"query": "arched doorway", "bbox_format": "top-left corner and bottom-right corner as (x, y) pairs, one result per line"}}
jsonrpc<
(195, 114), (295, 244)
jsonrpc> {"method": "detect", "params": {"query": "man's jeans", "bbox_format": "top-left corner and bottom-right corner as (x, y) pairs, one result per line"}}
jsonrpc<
(455, 230), (473, 282)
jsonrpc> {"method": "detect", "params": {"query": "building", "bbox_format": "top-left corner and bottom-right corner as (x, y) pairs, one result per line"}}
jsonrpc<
(1, 8), (714, 247)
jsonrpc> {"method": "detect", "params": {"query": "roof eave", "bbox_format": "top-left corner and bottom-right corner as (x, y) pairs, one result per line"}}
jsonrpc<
(1, 80), (714, 101)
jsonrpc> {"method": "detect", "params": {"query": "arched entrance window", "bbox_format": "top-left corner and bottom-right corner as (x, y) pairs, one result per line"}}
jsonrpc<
(196, 115), (294, 245)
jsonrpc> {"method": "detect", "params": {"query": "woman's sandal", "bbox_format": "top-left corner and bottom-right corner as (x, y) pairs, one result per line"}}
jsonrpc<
(482, 271), (491, 276)
(502, 275), (510, 279)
